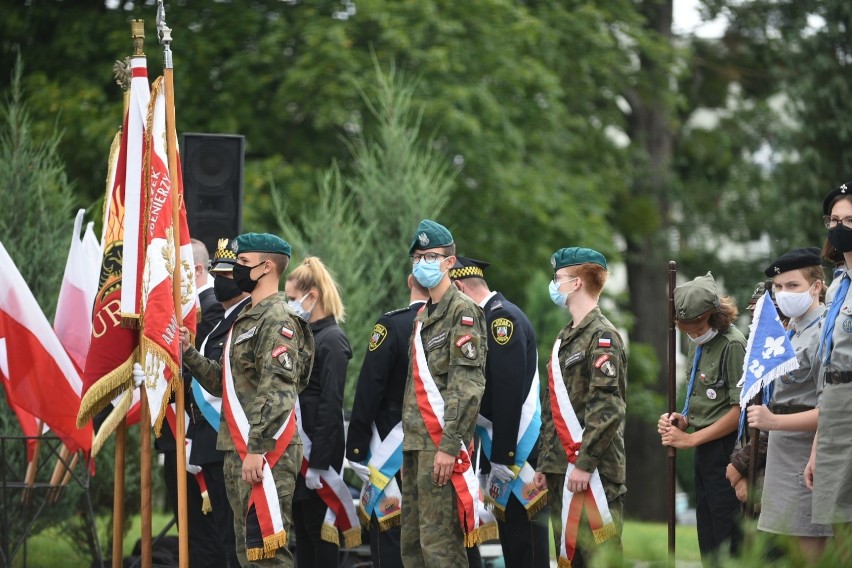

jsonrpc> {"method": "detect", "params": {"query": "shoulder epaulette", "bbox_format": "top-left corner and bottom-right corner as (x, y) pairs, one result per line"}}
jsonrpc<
(489, 300), (504, 312)
(383, 306), (411, 317)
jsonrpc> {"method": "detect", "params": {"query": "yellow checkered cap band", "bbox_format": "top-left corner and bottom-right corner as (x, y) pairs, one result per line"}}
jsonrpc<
(449, 266), (484, 280)
(213, 238), (237, 262)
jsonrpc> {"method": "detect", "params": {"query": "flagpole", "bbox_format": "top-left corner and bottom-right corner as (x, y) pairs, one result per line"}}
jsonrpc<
(157, 4), (189, 566)
(21, 420), (45, 504)
(667, 260), (677, 565)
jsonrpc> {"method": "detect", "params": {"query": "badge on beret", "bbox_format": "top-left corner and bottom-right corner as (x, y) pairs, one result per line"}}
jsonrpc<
(492, 318), (513, 345)
(600, 360), (616, 378)
(460, 341), (477, 360)
(706, 389), (717, 400)
(271, 345), (288, 358)
(231, 239), (239, 253)
(280, 326), (294, 339)
(278, 350), (293, 370)
(418, 232), (429, 246)
(461, 315), (474, 327)
(369, 324), (388, 351)
(678, 308), (687, 319)
(551, 256), (557, 269)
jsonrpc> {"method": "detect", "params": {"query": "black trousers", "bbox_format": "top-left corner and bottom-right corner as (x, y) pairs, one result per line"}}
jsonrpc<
(292, 489), (339, 567)
(162, 451), (228, 567)
(497, 497), (550, 568)
(201, 461), (240, 568)
(694, 431), (743, 564)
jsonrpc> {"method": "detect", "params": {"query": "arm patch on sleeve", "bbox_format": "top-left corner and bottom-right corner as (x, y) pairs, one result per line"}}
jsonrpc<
(368, 323), (388, 351)
(491, 318), (513, 345)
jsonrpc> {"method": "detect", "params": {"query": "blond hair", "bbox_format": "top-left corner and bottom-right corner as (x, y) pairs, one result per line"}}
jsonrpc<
(287, 256), (346, 323)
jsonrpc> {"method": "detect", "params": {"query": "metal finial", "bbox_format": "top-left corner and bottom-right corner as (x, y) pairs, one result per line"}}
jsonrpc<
(156, 0), (173, 69)
(131, 19), (145, 56)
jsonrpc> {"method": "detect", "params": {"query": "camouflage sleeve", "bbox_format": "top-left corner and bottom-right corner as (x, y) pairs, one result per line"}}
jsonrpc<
(183, 345), (223, 397)
(438, 307), (487, 455)
(725, 340), (746, 406)
(247, 312), (305, 453)
(575, 332), (626, 474)
(537, 376), (555, 469)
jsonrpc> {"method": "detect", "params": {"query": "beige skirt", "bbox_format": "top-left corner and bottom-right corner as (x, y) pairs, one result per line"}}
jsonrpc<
(813, 382), (852, 524)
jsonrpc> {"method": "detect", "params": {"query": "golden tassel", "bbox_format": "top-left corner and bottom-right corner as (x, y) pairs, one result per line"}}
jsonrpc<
(557, 556), (573, 568)
(358, 507), (370, 527)
(320, 523), (340, 546)
(463, 527), (481, 548)
(376, 512), (401, 532)
(592, 522), (617, 544)
(524, 490), (549, 520)
(342, 527), (362, 549)
(477, 521), (500, 543)
(201, 491), (212, 514)
(261, 530), (288, 559)
(246, 548), (264, 562)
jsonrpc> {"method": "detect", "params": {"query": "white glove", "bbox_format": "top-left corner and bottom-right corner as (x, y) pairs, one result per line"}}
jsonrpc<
(132, 362), (145, 388)
(489, 463), (515, 483)
(304, 467), (324, 490)
(349, 461), (371, 484)
(187, 463), (202, 475)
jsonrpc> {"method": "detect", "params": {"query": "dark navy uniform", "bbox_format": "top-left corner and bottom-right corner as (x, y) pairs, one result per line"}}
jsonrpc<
(346, 301), (424, 568)
(479, 292), (550, 568)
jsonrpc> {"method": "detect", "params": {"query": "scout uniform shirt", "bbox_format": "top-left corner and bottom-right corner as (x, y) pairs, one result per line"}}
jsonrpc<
(683, 326), (745, 430)
(538, 307), (627, 498)
(774, 305), (824, 409)
(184, 292), (314, 454)
(402, 284), (487, 455)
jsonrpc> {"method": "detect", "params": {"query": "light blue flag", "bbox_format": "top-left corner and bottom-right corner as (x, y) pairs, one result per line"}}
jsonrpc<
(737, 291), (799, 438)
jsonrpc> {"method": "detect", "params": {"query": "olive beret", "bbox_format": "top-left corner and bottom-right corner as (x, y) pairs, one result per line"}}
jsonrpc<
(674, 272), (720, 321)
(409, 219), (454, 255)
(550, 247), (607, 271)
(231, 232), (292, 257)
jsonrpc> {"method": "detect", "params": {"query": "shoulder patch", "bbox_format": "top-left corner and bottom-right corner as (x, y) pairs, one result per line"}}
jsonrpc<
(280, 326), (294, 339)
(598, 332), (612, 349)
(461, 315), (475, 327)
(600, 359), (617, 377)
(272, 345), (288, 358)
(491, 318), (513, 345)
(369, 324), (388, 351)
(594, 354), (610, 368)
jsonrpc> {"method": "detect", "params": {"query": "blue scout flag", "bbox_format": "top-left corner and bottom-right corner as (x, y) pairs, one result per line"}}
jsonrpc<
(736, 291), (799, 438)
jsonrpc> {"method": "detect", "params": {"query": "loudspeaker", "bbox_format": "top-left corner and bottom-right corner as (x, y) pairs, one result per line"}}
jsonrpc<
(181, 133), (245, 255)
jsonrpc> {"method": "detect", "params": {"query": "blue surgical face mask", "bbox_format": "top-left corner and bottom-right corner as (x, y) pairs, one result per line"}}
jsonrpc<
(288, 293), (313, 320)
(549, 277), (577, 308)
(412, 260), (447, 289)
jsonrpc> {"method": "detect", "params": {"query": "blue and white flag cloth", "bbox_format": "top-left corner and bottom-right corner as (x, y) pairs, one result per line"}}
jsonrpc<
(736, 291), (799, 438)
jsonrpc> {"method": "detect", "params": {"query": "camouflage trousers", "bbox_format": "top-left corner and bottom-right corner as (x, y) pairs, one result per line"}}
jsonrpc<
(400, 450), (467, 567)
(223, 445), (302, 567)
(545, 473), (624, 568)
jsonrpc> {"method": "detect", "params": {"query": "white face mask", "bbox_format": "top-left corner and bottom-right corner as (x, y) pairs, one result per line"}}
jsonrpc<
(688, 327), (718, 346)
(775, 285), (815, 319)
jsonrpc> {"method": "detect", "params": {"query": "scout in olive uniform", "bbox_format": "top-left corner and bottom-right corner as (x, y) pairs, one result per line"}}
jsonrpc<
(658, 273), (745, 564)
(181, 233), (314, 567)
(449, 257), (550, 568)
(534, 247), (627, 568)
(401, 219), (487, 568)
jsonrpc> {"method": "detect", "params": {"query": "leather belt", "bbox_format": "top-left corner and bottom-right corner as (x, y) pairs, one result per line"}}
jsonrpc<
(825, 370), (852, 385)
(768, 404), (814, 415)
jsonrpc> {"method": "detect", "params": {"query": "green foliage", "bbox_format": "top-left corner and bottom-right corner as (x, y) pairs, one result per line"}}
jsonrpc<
(273, 60), (455, 404)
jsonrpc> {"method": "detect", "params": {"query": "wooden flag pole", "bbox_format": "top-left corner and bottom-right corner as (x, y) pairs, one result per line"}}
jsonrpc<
(21, 420), (45, 504)
(157, 4), (189, 566)
(112, 420), (127, 568)
(667, 261), (677, 565)
(46, 445), (70, 503)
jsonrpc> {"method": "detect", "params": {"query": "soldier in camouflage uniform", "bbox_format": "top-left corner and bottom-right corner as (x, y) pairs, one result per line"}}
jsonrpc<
(401, 219), (488, 568)
(181, 233), (314, 568)
(534, 247), (627, 567)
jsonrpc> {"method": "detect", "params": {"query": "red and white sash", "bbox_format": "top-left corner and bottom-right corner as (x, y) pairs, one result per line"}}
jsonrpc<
(221, 331), (296, 561)
(411, 319), (482, 546)
(548, 337), (615, 568)
(294, 401), (362, 548)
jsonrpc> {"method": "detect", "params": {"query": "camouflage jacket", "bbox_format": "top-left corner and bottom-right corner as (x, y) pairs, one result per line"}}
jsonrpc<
(402, 284), (487, 454)
(538, 307), (627, 490)
(184, 292), (314, 454)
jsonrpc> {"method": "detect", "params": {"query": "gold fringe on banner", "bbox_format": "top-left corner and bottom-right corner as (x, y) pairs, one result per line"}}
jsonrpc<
(76, 354), (135, 429)
(90, 387), (134, 457)
(376, 511), (401, 532)
(120, 314), (140, 329)
(477, 521), (499, 544)
(592, 522), (617, 544)
(246, 530), (288, 561)
(463, 527), (481, 548)
(201, 491), (212, 515)
(525, 489), (549, 520)
(357, 507), (370, 528)
(320, 523), (340, 546)
(557, 557), (573, 568)
(342, 527), (362, 549)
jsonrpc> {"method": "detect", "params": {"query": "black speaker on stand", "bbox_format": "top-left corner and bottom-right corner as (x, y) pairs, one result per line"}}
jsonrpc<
(181, 133), (245, 256)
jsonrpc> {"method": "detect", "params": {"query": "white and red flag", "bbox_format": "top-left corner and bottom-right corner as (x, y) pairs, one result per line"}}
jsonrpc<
(0, 240), (92, 453)
(54, 209), (101, 372)
(140, 75), (197, 435)
(0, 340), (43, 461)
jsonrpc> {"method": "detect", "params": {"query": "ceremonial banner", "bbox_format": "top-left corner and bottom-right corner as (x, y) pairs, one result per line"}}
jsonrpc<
(358, 423), (403, 530)
(77, 57), (150, 446)
(139, 76), (197, 435)
(0, 241), (92, 453)
(737, 291), (799, 437)
(54, 209), (101, 372)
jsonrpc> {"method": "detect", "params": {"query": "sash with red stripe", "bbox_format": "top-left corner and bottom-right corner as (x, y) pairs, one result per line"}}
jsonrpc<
(411, 319), (483, 546)
(547, 337), (616, 568)
(294, 401), (362, 548)
(221, 330), (296, 561)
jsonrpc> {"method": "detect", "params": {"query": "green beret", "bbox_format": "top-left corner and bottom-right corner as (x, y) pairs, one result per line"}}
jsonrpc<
(674, 272), (720, 321)
(409, 219), (453, 255)
(449, 257), (489, 280)
(550, 247), (607, 271)
(764, 247), (821, 278)
(232, 232), (292, 257)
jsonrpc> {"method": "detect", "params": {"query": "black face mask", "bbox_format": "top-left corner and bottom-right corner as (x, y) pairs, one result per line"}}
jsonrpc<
(232, 262), (265, 293)
(213, 275), (243, 302)
(828, 226), (852, 253)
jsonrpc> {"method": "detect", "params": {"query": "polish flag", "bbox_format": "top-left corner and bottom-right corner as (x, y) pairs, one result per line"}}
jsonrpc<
(0, 339), (43, 461)
(54, 209), (101, 372)
(0, 240), (92, 453)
